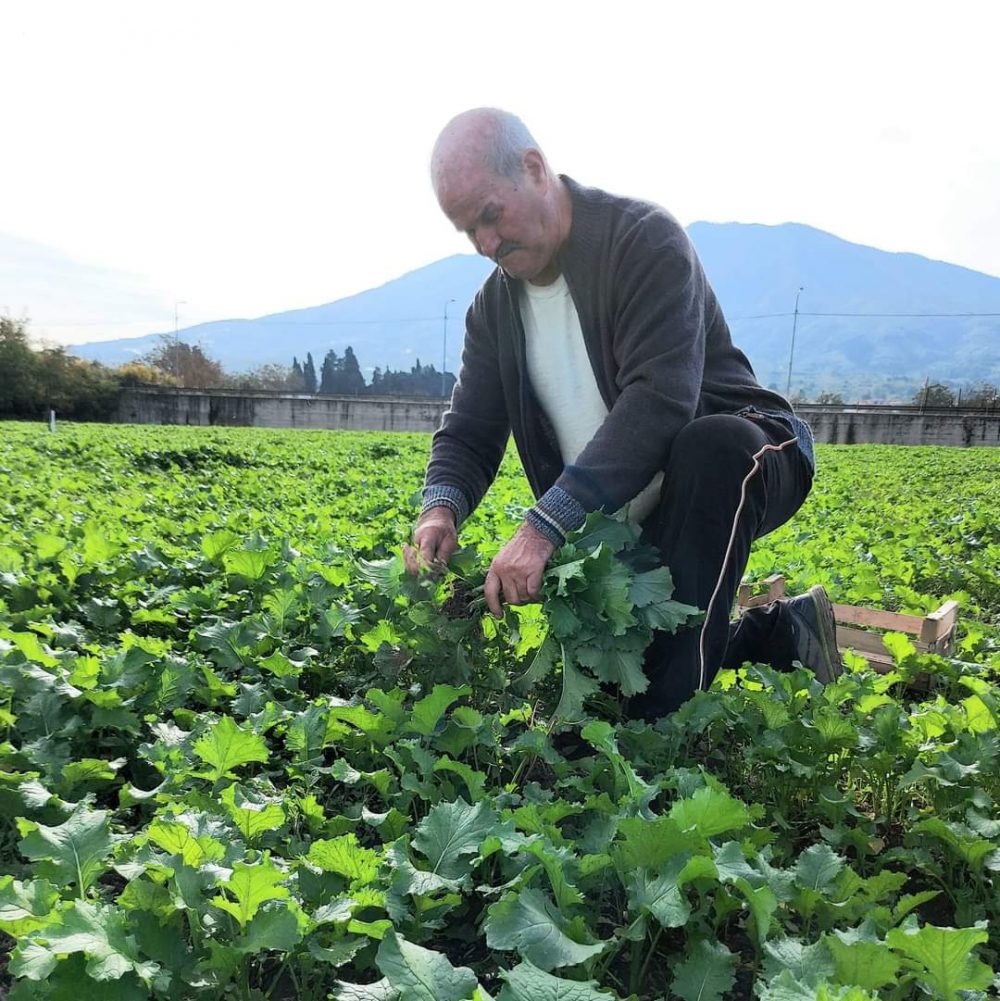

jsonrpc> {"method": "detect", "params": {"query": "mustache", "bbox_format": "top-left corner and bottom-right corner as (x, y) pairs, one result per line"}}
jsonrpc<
(494, 241), (519, 262)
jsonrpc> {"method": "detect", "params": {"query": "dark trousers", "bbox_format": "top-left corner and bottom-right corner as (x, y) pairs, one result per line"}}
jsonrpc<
(628, 412), (813, 719)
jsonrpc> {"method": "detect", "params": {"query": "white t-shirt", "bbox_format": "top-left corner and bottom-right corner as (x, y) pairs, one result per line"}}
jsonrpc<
(520, 275), (663, 525)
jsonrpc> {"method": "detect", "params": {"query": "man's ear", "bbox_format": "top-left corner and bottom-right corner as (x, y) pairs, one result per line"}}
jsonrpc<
(522, 148), (547, 186)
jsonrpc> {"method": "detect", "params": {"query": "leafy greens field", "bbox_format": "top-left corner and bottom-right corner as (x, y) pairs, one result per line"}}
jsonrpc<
(0, 422), (998, 1001)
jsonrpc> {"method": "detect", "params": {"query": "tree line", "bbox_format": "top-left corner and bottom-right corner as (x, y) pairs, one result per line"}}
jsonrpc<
(286, 348), (455, 398)
(0, 317), (458, 420)
(3, 314), (995, 420)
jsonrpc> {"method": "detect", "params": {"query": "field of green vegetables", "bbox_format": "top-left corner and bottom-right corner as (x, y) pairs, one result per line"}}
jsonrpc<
(1, 422), (998, 1001)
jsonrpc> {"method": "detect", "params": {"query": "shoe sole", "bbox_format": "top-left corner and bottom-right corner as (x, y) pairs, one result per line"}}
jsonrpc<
(807, 585), (842, 683)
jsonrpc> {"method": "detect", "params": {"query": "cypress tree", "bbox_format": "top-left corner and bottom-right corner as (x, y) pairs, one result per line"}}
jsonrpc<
(303, 353), (318, 393)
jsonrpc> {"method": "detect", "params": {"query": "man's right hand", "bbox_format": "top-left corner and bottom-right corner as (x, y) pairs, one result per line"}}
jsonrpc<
(403, 506), (458, 575)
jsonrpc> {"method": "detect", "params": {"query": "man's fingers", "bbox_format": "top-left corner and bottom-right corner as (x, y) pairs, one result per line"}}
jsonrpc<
(403, 543), (420, 575)
(484, 570), (503, 619)
(525, 569), (544, 602)
(418, 534), (439, 568)
(436, 532), (458, 567)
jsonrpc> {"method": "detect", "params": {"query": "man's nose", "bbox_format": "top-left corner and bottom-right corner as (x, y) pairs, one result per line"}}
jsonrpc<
(476, 229), (501, 259)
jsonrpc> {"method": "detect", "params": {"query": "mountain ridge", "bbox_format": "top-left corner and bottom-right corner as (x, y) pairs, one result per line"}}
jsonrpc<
(68, 222), (1000, 396)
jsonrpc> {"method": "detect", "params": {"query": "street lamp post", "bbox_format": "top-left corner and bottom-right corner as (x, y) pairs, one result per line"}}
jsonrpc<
(442, 298), (456, 398)
(173, 300), (187, 384)
(785, 287), (804, 399)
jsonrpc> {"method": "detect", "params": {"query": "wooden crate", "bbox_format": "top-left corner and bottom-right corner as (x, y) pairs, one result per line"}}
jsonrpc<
(736, 574), (959, 671)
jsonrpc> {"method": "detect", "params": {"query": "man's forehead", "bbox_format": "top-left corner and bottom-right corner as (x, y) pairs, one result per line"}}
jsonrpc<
(437, 167), (505, 225)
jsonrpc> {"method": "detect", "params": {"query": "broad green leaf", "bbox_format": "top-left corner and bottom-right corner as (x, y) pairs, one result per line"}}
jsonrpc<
(756, 970), (829, 1001)
(260, 650), (304, 679)
(376, 930), (478, 1001)
(146, 817), (226, 867)
(59, 757), (124, 791)
(762, 936), (835, 985)
(825, 932), (901, 990)
(8, 939), (57, 981)
(237, 904), (303, 953)
(412, 799), (497, 881)
(525, 841), (585, 910)
(349, 917), (393, 939)
(223, 547), (275, 581)
(211, 858), (289, 927)
(116, 878), (174, 920)
(669, 937), (737, 1001)
(886, 921), (992, 999)
(569, 511), (639, 553)
(201, 529), (241, 561)
(734, 877), (778, 946)
(220, 784), (286, 841)
(484, 888), (606, 971)
(34, 532), (69, 561)
(627, 859), (691, 929)
(333, 978), (400, 1001)
(516, 635), (559, 693)
(308, 833), (381, 884)
(309, 935), (364, 967)
(795, 844), (845, 891)
(638, 596), (701, 632)
(627, 565), (673, 607)
(407, 684), (472, 736)
(712, 840), (757, 883)
(433, 756), (487, 801)
(81, 523), (120, 565)
(575, 632), (649, 695)
(359, 619), (403, 653)
(9, 631), (59, 667)
(615, 815), (700, 869)
(553, 648), (598, 722)
(192, 715), (269, 779)
(17, 805), (114, 895)
(0, 876), (59, 935)
(498, 960), (613, 1000)
(11, 900), (160, 984)
(912, 816), (997, 868)
(669, 785), (750, 838)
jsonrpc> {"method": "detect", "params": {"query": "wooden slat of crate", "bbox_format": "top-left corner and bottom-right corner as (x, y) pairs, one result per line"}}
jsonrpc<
(832, 604), (925, 634)
(738, 574), (959, 674)
(920, 600), (959, 655)
(737, 573), (786, 609)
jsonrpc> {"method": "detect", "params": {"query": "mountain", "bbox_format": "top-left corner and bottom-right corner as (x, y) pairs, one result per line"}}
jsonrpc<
(70, 255), (495, 378)
(70, 224), (1000, 396)
(688, 223), (1000, 396)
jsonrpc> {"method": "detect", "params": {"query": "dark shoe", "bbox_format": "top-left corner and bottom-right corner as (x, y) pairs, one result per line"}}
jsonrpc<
(785, 585), (843, 683)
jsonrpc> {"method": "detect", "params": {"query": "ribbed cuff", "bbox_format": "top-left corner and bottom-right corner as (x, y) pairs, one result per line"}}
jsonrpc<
(421, 484), (470, 524)
(526, 485), (587, 546)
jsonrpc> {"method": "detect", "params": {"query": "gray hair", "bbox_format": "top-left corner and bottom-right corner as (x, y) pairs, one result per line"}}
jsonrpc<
(485, 109), (539, 178)
(432, 107), (543, 184)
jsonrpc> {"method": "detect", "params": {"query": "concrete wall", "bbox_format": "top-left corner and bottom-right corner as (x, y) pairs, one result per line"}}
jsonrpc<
(117, 387), (448, 433)
(116, 388), (1000, 446)
(796, 405), (1000, 447)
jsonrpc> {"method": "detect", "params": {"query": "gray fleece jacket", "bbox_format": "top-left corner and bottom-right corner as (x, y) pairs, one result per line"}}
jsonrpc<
(423, 176), (813, 542)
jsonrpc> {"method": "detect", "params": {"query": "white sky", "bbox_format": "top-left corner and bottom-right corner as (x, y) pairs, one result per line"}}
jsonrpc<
(2, 0), (999, 347)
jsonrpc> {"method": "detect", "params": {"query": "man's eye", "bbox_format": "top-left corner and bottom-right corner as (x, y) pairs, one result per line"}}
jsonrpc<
(481, 207), (500, 225)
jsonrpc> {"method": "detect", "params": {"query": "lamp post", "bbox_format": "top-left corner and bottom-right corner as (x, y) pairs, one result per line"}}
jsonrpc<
(173, 300), (187, 383)
(785, 287), (804, 399)
(442, 298), (456, 398)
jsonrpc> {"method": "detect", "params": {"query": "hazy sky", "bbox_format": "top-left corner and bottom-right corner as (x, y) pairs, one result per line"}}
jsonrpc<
(2, 0), (999, 347)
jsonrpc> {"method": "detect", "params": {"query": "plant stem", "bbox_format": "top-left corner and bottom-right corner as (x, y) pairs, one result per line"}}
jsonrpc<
(638, 926), (663, 988)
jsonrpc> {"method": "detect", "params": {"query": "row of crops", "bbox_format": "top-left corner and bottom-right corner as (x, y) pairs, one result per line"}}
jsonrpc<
(0, 422), (998, 1000)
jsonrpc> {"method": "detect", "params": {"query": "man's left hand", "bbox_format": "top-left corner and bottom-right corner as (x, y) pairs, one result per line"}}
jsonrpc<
(484, 521), (556, 619)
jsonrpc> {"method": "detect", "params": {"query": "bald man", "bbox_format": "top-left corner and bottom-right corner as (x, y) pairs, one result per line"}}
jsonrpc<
(405, 108), (841, 719)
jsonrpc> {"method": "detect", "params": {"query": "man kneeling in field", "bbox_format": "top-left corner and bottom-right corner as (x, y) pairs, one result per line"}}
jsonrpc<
(404, 107), (841, 719)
